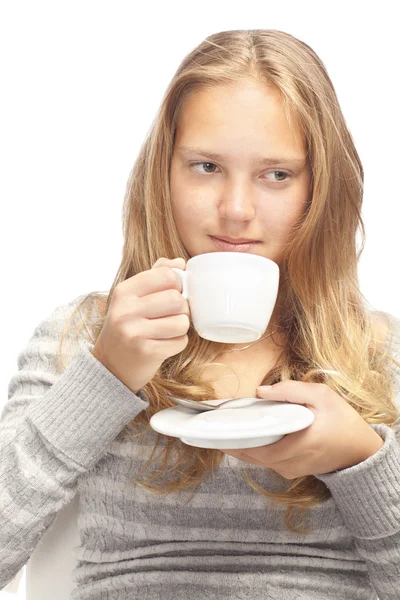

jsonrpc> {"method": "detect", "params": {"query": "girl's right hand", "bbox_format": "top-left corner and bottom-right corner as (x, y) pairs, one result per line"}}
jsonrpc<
(91, 257), (190, 394)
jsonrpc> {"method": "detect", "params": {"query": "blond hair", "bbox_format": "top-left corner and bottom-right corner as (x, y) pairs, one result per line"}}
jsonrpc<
(58, 29), (400, 534)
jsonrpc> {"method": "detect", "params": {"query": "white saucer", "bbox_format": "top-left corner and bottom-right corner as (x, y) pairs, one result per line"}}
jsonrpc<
(149, 397), (315, 449)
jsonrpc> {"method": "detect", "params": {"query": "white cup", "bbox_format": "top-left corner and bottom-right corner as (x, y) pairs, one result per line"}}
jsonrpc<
(172, 252), (280, 343)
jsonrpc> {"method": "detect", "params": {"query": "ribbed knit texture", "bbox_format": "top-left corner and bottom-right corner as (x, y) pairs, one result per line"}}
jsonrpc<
(1, 294), (399, 599)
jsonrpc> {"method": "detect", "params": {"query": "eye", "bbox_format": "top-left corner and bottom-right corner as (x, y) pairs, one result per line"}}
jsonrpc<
(190, 162), (219, 174)
(189, 162), (292, 184)
(266, 170), (292, 184)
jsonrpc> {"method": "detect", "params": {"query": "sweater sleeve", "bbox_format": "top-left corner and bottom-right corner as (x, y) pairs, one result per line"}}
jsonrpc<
(0, 294), (150, 591)
(315, 311), (400, 600)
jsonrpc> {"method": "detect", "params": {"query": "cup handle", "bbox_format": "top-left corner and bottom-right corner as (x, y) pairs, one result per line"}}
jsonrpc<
(171, 268), (189, 300)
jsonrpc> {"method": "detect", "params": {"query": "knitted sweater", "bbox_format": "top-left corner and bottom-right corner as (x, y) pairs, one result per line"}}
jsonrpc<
(1, 294), (400, 599)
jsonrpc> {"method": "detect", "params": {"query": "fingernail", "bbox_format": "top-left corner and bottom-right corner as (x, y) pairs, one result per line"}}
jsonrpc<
(257, 385), (273, 390)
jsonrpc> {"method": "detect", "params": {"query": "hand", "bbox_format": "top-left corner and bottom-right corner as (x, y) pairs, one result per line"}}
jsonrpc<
(91, 257), (190, 394)
(219, 381), (384, 479)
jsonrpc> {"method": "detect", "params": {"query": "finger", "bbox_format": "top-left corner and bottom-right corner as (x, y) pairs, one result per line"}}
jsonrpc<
(221, 449), (266, 467)
(151, 258), (187, 294)
(136, 289), (190, 318)
(152, 257), (186, 269)
(225, 446), (299, 479)
(223, 430), (302, 465)
(256, 380), (327, 409)
(222, 446), (302, 479)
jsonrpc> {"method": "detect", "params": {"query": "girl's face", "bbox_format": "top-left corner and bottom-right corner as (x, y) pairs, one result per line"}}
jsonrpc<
(169, 80), (312, 265)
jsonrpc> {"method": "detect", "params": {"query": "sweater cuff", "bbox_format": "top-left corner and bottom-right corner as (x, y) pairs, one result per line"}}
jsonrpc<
(28, 344), (150, 470)
(315, 424), (400, 538)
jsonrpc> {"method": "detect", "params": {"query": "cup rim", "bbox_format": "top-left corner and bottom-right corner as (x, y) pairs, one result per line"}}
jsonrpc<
(187, 251), (278, 268)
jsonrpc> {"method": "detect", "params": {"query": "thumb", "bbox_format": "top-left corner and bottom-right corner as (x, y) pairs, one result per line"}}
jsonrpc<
(256, 385), (289, 402)
(256, 380), (318, 410)
(152, 257), (186, 269)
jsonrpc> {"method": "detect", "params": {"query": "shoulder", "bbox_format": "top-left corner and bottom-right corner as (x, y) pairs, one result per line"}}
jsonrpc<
(30, 291), (108, 351)
(370, 310), (400, 353)
(53, 291), (108, 323)
(371, 311), (400, 398)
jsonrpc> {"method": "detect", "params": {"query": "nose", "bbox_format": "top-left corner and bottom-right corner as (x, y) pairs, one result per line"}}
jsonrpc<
(217, 178), (256, 222)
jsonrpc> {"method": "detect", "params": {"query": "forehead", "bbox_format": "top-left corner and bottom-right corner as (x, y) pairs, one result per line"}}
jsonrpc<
(174, 80), (306, 157)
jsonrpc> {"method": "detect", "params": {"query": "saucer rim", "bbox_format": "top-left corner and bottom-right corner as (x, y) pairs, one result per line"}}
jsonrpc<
(150, 403), (314, 441)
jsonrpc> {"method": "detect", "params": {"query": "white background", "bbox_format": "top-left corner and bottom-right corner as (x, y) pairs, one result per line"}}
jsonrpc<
(1, 0), (399, 597)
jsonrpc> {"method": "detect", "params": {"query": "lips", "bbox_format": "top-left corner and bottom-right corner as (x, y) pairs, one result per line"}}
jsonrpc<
(210, 236), (261, 253)
(212, 236), (260, 244)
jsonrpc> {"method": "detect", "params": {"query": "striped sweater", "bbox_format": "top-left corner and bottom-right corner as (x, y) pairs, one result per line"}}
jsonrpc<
(1, 294), (400, 599)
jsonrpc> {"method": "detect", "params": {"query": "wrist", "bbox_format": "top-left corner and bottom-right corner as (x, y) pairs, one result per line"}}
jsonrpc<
(342, 430), (384, 471)
(359, 430), (384, 461)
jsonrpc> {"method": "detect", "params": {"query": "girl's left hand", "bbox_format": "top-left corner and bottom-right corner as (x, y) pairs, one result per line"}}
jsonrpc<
(219, 381), (384, 479)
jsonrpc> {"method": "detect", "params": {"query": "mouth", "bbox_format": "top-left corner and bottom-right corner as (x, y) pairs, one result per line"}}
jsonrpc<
(209, 235), (262, 252)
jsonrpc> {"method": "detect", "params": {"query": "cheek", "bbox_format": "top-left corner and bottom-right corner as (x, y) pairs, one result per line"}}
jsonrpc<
(170, 167), (205, 213)
(257, 202), (288, 231)
(171, 184), (211, 224)
(173, 201), (210, 230)
(262, 197), (305, 229)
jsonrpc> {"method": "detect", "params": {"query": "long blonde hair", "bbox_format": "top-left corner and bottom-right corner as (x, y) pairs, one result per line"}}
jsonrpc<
(58, 29), (400, 534)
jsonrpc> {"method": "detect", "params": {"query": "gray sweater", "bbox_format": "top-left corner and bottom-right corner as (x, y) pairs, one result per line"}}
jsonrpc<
(1, 294), (400, 599)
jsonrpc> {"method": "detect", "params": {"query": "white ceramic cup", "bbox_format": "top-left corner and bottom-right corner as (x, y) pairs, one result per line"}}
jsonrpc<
(172, 252), (280, 343)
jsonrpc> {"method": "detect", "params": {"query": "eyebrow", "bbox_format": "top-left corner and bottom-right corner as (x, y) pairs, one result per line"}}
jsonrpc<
(176, 145), (307, 166)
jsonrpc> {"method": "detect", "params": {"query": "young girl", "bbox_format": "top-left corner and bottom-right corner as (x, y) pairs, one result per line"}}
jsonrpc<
(1, 29), (400, 600)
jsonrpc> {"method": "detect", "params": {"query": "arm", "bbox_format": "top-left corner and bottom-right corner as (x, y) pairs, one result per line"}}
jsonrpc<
(315, 312), (400, 600)
(315, 422), (400, 600)
(0, 295), (149, 590)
